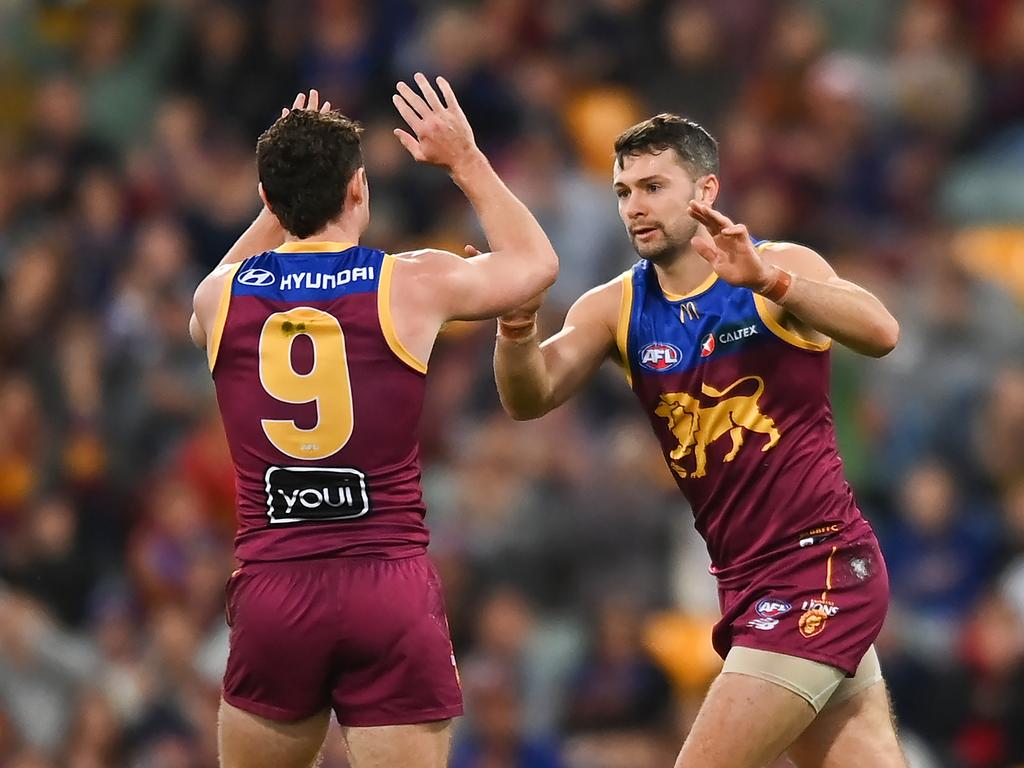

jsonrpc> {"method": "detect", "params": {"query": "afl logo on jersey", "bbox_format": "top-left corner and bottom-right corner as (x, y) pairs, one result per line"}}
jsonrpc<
(700, 333), (716, 357)
(238, 268), (276, 287)
(640, 342), (682, 371)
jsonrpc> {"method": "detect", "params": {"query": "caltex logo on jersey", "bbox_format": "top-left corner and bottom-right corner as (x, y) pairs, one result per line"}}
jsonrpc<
(640, 342), (682, 371)
(238, 268), (276, 287)
(700, 333), (716, 357)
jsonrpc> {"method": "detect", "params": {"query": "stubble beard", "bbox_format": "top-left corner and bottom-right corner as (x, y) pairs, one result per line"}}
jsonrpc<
(632, 219), (700, 265)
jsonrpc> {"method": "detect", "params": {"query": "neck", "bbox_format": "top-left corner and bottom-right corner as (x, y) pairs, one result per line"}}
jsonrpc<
(652, 249), (715, 299)
(283, 217), (361, 246)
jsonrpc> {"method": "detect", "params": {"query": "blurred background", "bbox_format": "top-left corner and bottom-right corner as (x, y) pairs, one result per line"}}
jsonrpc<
(0, 0), (1023, 766)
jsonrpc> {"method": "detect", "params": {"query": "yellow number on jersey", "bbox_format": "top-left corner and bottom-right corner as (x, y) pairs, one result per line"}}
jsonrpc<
(259, 307), (353, 460)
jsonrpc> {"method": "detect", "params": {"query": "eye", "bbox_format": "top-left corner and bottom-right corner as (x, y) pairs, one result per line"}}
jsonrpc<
(646, 183), (662, 193)
(615, 188), (629, 199)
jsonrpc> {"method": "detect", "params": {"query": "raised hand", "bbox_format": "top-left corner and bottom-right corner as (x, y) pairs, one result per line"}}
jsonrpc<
(280, 89), (332, 119)
(392, 74), (480, 173)
(688, 201), (774, 291)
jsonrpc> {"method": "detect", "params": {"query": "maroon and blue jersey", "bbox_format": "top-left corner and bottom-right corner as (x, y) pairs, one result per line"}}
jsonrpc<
(208, 242), (430, 562)
(616, 243), (864, 579)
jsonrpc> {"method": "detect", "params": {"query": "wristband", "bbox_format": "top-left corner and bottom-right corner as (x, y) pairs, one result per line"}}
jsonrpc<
(759, 267), (793, 304)
(497, 317), (538, 341)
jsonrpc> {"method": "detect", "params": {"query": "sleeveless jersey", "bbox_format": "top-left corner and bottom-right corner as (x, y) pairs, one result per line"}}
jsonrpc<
(617, 245), (863, 578)
(208, 242), (429, 562)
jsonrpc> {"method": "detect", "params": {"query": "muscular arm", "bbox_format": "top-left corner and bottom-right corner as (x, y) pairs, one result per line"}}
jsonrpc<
(494, 278), (621, 420)
(436, 153), (558, 320)
(759, 243), (900, 358)
(688, 202), (899, 358)
(189, 207), (284, 349)
(390, 75), (557, 323)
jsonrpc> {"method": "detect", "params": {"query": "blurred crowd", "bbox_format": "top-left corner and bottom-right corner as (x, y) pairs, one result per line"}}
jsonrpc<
(0, 0), (1023, 766)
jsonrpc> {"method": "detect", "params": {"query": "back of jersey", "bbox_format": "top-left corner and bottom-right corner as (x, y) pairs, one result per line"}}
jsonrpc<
(209, 242), (429, 562)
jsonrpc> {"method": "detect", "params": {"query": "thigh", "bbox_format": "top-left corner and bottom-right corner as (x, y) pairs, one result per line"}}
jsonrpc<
(787, 680), (907, 768)
(342, 720), (453, 768)
(219, 698), (329, 768)
(674, 671), (817, 768)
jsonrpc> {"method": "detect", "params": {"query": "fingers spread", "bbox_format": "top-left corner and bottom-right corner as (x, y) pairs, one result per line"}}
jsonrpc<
(392, 94), (424, 131)
(436, 76), (464, 116)
(292, 92), (306, 111)
(393, 128), (423, 160)
(307, 89), (319, 112)
(691, 235), (719, 264)
(414, 72), (444, 111)
(321, 101), (331, 113)
(396, 81), (430, 119)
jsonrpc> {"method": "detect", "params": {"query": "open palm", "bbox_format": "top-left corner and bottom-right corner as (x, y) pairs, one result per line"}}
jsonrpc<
(688, 201), (773, 291)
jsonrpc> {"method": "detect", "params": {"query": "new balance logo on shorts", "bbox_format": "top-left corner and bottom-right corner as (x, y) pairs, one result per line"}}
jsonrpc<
(747, 598), (792, 631)
(264, 466), (370, 524)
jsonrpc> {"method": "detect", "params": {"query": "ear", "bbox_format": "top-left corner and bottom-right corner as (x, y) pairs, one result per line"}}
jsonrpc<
(697, 174), (720, 205)
(258, 182), (271, 210)
(347, 168), (367, 206)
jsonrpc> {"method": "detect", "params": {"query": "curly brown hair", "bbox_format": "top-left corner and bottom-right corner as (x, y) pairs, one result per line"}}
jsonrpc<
(256, 110), (364, 238)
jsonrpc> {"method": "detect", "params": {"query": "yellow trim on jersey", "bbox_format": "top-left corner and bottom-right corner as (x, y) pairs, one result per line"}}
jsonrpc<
(274, 241), (354, 253)
(752, 240), (832, 352)
(378, 254), (428, 374)
(616, 271), (634, 388)
(662, 271), (718, 301)
(753, 293), (831, 352)
(208, 263), (242, 372)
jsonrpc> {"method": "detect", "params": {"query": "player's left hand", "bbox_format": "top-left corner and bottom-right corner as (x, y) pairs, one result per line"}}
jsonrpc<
(688, 201), (774, 291)
(280, 89), (332, 118)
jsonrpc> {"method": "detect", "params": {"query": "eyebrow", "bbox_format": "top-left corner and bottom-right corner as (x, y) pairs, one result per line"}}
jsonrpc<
(613, 174), (670, 188)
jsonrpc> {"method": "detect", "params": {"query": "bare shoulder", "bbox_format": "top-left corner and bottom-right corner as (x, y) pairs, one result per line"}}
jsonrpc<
(567, 272), (627, 330)
(193, 263), (237, 326)
(756, 241), (837, 281)
(388, 247), (460, 271)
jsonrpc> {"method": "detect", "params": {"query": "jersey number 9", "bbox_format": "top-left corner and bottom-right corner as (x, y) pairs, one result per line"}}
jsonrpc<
(258, 307), (353, 460)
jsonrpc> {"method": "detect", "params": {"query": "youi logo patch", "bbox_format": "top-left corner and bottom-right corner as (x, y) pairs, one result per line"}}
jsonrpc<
(640, 342), (682, 372)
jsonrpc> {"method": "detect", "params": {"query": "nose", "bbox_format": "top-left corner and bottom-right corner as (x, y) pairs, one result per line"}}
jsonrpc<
(623, 195), (647, 221)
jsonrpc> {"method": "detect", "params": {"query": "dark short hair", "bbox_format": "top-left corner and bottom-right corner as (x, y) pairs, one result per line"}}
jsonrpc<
(256, 110), (364, 238)
(614, 113), (719, 177)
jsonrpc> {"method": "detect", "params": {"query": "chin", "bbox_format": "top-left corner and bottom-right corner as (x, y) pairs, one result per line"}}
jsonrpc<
(636, 243), (679, 265)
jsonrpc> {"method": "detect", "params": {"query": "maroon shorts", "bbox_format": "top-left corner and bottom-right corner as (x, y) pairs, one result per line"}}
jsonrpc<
(223, 553), (463, 726)
(712, 521), (889, 676)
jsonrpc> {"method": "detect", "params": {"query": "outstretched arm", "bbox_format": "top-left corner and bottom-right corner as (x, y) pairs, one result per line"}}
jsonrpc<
(494, 278), (621, 420)
(391, 74), (558, 321)
(688, 201), (899, 357)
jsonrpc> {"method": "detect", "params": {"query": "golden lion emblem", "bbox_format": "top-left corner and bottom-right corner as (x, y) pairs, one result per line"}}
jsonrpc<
(655, 376), (781, 479)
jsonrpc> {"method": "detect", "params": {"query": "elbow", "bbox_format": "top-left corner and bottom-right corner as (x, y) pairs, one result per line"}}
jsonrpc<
(534, 248), (559, 291)
(499, 393), (549, 421)
(869, 317), (900, 358)
(504, 402), (547, 421)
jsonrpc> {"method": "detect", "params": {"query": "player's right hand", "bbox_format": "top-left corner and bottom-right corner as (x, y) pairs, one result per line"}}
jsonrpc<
(392, 74), (481, 173)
